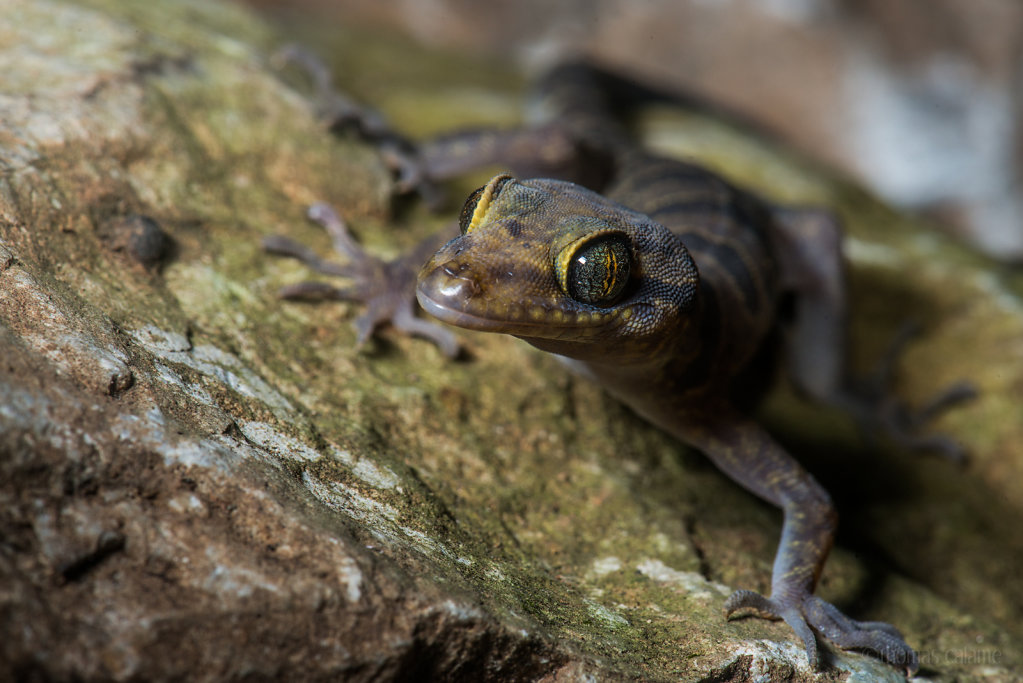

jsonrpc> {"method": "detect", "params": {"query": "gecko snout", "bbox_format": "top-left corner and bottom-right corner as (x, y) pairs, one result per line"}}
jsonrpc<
(416, 259), (485, 323)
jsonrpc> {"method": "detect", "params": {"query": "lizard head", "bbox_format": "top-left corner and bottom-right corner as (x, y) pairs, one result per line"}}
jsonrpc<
(417, 174), (699, 363)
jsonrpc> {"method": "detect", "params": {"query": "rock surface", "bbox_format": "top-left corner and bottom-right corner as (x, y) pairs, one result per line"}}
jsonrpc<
(1, 1), (1021, 681)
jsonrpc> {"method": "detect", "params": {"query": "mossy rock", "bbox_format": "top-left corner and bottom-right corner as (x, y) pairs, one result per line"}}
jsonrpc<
(0, 1), (1020, 681)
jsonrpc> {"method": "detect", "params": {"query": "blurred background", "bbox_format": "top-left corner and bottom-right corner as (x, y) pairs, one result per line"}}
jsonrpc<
(244, 0), (1023, 260)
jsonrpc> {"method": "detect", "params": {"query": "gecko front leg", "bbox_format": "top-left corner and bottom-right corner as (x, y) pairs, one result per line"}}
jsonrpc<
(272, 44), (442, 205)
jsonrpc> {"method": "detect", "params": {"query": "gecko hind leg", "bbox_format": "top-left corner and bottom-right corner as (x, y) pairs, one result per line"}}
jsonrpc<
(263, 202), (459, 357)
(770, 205), (974, 460)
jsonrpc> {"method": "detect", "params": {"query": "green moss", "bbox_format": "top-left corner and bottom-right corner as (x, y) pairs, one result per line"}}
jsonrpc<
(12, 1), (1019, 678)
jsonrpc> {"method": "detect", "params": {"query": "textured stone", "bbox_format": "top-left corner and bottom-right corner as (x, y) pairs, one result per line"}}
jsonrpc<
(0, 1), (1020, 681)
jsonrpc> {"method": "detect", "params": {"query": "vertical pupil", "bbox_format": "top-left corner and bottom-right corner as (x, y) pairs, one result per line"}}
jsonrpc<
(602, 250), (616, 294)
(566, 235), (629, 305)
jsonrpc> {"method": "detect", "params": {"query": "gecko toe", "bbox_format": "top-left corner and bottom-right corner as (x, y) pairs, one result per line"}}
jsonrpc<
(725, 589), (820, 669)
(803, 596), (919, 675)
(725, 589), (781, 620)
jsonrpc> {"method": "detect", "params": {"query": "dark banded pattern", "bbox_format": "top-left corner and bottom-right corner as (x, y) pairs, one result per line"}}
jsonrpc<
(606, 152), (780, 393)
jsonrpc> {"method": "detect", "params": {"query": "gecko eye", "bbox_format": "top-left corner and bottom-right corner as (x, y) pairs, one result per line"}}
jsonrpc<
(556, 232), (631, 306)
(458, 174), (514, 235)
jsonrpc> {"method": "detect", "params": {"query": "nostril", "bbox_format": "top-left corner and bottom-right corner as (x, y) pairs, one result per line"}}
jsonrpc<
(425, 261), (481, 305)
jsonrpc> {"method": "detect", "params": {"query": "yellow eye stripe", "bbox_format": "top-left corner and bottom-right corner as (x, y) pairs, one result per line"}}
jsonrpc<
(465, 174), (514, 234)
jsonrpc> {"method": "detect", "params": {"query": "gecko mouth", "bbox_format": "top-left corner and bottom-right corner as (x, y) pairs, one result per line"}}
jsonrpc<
(416, 261), (616, 337)
(415, 288), (508, 331)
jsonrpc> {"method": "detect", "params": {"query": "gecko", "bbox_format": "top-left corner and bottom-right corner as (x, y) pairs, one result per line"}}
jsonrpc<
(267, 55), (970, 675)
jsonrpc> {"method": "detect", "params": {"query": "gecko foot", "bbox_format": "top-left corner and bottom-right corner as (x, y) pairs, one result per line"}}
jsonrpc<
(263, 202), (459, 357)
(271, 45), (443, 207)
(848, 321), (976, 462)
(725, 589), (919, 675)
